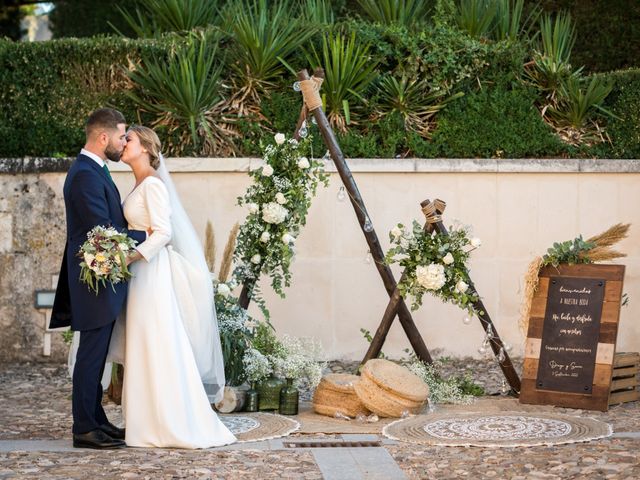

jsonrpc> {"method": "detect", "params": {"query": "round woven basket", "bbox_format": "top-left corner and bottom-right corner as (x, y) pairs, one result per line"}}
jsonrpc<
(361, 359), (429, 403)
(354, 359), (429, 418)
(312, 373), (370, 418)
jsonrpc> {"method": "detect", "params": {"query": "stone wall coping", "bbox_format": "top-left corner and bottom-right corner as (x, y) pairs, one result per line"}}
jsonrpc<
(1, 157), (640, 174)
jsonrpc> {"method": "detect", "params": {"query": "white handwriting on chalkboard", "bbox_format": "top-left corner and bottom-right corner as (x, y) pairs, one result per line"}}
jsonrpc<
(559, 297), (589, 306)
(544, 345), (592, 354)
(551, 313), (593, 324)
(548, 360), (583, 378)
(559, 328), (582, 336)
(559, 286), (592, 294)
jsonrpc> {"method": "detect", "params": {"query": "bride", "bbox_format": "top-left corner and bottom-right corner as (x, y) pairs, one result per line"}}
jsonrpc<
(112, 125), (236, 448)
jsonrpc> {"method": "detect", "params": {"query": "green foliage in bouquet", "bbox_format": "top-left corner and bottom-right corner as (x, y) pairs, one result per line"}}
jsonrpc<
(385, 221), (482, 315)
(541, 235), (595, 268)
(233, 133), (328, 310)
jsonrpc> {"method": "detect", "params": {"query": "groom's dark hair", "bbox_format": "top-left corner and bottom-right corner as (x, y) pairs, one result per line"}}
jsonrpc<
(85, 108), (126, 138)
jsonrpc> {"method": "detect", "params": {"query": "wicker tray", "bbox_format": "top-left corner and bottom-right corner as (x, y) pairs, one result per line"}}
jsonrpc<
(361, 359), (429, 403)
(312, 373), (370, 418)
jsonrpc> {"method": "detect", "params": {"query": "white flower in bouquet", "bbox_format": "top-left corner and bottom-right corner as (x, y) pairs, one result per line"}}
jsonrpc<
(217, 282), (231, 297)
(416, 264), (446, 291)
(471, 237), (482, 248)
(455, 279), (469, 293)
(243, 348), (272, 383)
(275, 192), (287, 205)
(262, 202), (288, 224)
(83, 252), (95, 265)
(248, 203), (259, 214)
(442, 252), (454, 265)
(297, 157), (310, 169)
(262, 164), (274, 177)
(260, 231), (271, 243)
(281, 233), (295, 245)
(391, 226), (403, 239)
(274, 133), (286, 145)
(251, 254), (262, 264)
(118, 243), (130, 252)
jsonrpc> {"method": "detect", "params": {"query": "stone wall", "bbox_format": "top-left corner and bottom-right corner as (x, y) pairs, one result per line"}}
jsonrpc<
(1, 157), (639, 363)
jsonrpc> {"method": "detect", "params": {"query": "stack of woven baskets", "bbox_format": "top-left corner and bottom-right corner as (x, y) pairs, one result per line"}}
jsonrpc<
(313, 359), (429, 418)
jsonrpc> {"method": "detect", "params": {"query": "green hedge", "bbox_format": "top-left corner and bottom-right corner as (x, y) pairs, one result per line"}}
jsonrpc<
(1, 35), (639, 159)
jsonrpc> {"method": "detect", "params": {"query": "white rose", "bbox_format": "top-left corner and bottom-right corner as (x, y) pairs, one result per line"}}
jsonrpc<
(415, 263), (446, 291)
(217, 283), (231, 297)
(260, 231), (271, 243)
(248, 203), (259, 214)
(275, 192), (287, 205)
(442, 252), (454, 265)
(84, 253), (95, 265)
(297, 157), (310, 169)
(274, 133), (286, 145)
(262, 202), (289, 225)
(471, 237), (482, 248)
(455, 280), (469, 293)
(262, 164), (274, 177)
(282, 233), (295, 244)
(391, 226), (403, 239)
(251, 254), (262, 264)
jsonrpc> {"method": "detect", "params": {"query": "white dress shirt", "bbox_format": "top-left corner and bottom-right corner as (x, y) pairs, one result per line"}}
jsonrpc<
(80, 148), (106, 168)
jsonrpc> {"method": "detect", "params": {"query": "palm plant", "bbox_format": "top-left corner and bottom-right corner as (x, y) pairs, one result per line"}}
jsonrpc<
(307, 32), (379, 132)
(116, 0), (224, 37)
(492, 0), (541, 42)
(357, 0), (434, 28)
(453, 0), (498, 38)
(374, 75), (463, 138)
(223, 0), (318, 115)
(546, 76), (616, 144)
(126, 30), (235, 155)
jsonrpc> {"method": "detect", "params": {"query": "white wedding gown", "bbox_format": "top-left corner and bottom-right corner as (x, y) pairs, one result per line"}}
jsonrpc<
(119, 176), (236, 448)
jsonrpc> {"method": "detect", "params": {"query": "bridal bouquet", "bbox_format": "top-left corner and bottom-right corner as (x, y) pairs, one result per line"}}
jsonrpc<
(78, 226), (137, 294)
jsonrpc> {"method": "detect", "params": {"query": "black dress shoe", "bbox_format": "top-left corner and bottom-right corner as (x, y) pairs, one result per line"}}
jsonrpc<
(99, 422), (125, 440)
(73, 429), (126, 449)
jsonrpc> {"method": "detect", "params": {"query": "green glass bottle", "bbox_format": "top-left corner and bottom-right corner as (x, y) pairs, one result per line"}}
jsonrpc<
(245, 382), (259, 412)
(257, 376), (286, 410)
(279, 378), (299, 415)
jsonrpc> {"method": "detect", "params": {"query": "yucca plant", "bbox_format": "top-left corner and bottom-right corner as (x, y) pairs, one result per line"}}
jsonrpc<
(224, 0), (318, 115)
(126, 30), (236, 155)
(357, 0), (434, 28)
(115, 0), (224, 37)
(492, 0), (541, 42)
(525, 12), (579, 100)
(307, 32), (379, 132)
(374, 75), (463, 138)
(454, 0), (498, 38)
(546, 76), (616, 145)
(300, 0), (335, 25)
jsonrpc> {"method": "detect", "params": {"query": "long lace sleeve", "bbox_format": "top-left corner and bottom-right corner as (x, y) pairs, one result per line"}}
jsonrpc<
(135, 178), (172, 262)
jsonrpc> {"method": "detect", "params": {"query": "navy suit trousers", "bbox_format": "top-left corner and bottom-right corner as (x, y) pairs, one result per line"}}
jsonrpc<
(71, 321), (115, 434)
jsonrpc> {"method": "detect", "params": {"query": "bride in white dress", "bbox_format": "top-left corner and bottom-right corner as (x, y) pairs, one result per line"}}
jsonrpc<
(112, 126), (236, 448)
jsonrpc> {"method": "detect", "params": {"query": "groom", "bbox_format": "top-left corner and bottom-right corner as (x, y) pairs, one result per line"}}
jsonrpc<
(50, 108), (147, 449)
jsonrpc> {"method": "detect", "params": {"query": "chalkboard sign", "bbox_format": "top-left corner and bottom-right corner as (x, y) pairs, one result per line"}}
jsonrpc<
(520, 264), (625, 411)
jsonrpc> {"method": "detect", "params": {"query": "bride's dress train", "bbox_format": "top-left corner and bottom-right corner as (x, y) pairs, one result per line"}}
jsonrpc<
(116, 176), (235, 448)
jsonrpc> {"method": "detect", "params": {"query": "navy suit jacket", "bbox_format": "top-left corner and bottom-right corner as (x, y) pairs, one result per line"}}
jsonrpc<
(50, 154), (146, 331)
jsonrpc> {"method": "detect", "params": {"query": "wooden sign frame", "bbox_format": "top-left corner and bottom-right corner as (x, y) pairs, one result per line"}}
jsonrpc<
(520, 264), (625, 411)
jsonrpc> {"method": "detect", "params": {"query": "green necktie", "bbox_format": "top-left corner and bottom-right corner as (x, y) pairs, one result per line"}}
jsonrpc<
(103, 164), (114, 184)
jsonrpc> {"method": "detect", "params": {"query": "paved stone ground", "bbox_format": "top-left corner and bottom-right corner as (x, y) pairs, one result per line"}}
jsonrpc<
(1, 361), (639, 479)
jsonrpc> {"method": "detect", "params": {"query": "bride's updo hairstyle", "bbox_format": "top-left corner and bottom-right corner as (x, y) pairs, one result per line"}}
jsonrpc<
(129, 125), (162, 169)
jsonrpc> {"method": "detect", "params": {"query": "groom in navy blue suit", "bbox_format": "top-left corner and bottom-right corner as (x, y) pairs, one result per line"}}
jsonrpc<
(51, 108), (147, 449)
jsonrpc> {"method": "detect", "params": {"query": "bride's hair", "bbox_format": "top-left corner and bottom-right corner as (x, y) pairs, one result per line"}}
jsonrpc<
(128, 125), (162, 169)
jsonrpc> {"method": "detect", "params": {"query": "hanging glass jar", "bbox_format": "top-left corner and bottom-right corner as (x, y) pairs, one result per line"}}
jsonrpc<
(245, 382), (259, 412)
(279, 378), (299, 415)
(257, 375), (286, 410)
